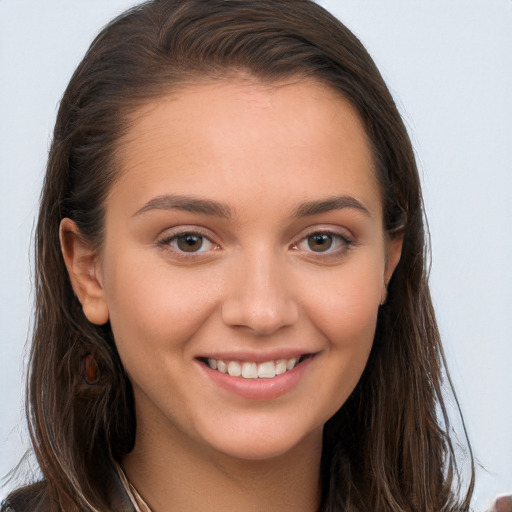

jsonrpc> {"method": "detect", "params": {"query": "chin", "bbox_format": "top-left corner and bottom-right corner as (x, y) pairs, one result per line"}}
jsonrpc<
(197, 420), (324, 463)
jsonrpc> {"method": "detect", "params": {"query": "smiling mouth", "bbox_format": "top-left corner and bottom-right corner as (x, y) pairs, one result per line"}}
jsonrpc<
(199, 355), (310, 380)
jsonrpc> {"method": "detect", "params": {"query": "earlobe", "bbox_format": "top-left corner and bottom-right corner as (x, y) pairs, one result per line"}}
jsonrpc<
(59, 218), (109, 325)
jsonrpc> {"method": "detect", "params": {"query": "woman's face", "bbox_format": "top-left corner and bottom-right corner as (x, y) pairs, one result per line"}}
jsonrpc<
(79, 78), (401, 461)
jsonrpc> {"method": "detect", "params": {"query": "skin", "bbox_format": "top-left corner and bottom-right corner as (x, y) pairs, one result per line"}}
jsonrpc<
(61, 78), (402, 512)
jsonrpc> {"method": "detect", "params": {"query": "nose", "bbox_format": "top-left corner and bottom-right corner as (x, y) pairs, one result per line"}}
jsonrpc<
(221, 251), (299, 336)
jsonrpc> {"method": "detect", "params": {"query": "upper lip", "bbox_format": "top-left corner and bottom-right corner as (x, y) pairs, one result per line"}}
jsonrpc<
(196, 349), (319, 363)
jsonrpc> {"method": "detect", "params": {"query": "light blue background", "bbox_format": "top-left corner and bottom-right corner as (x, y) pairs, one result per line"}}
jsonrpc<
(1, 1), (511, 508)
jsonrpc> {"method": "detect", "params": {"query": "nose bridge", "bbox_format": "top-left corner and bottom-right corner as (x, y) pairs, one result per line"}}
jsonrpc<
(221, 245), (299, 335)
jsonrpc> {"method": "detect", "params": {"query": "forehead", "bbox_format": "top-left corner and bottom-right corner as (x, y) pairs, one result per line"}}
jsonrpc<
(110, 78), (381, 219)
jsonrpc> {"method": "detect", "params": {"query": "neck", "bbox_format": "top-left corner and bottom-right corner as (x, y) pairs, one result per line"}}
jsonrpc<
(123, 420), (322, 512)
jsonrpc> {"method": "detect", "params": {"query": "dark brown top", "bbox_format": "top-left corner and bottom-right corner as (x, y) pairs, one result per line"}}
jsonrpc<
(1, 469), (136, 512)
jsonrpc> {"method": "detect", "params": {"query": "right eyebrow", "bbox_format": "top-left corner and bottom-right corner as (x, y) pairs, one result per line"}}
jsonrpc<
(133, 194), (233, 219)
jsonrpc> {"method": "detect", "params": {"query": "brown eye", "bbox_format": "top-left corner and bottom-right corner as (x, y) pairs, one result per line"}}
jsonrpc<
(158, 229), (217, 256)
(176, 234), (204, 252)
(294, 230), (352, 258)
(307, 233), (334, 252)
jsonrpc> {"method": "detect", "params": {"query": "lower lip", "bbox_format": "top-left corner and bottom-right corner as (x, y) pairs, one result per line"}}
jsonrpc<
(198, 357), (314, 401)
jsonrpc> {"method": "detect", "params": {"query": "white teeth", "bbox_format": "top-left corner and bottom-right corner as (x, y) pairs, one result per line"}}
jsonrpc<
(275, 359), (287, 375)
(227, 361), (242, 377)
(242, 362), (258, 379)
(286, 357), (298, 370)
(206, 356), (303, 379)
(257, 361), (276, 379)
(217, 360), (227, 373)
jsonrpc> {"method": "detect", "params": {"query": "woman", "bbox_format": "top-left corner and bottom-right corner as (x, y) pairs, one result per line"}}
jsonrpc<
(2, 0), (475, 510)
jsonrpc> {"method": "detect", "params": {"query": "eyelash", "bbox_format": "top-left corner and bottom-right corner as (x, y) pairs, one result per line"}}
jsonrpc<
(156, 228), (353, 260)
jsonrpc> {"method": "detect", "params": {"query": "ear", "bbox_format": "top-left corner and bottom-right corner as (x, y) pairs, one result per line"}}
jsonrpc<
(382, 230), (404, 304)
(59, 218), (109, 325)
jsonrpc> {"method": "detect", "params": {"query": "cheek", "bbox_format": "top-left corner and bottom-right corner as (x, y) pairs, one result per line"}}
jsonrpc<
(102, 254), (220, 363)
(296, 258), (382, 414)
(300, 255), (383, 345)
(316, 279), (379, 371)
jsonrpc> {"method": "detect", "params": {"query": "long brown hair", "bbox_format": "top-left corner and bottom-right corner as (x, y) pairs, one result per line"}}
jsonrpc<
(22, 0), (473, 510)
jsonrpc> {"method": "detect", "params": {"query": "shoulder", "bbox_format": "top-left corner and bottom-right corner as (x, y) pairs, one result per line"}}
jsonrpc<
(1, 481), (50, 512)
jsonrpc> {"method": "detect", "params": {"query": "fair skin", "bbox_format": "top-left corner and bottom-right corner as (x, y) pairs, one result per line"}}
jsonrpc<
(61, 78), (402, 512)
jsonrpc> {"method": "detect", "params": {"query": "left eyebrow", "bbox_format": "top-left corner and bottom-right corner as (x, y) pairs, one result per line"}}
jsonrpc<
(292, 195), (372, 218)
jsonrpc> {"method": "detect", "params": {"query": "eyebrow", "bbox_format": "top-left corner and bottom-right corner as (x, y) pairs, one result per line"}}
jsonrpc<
(292, 196), (371, 218)
(133, 194), (371, 220)
(134, 195), (233, 219)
